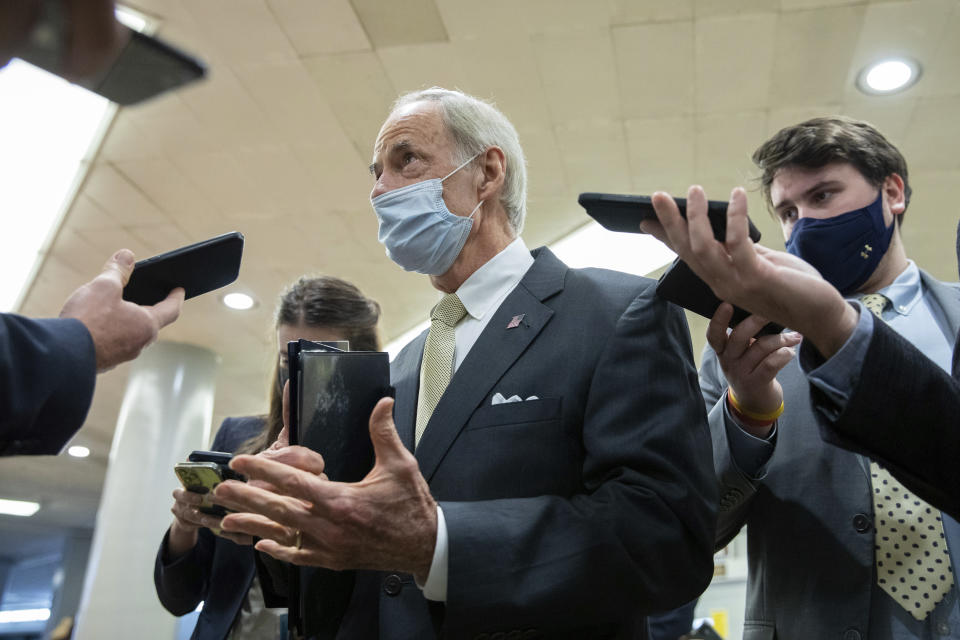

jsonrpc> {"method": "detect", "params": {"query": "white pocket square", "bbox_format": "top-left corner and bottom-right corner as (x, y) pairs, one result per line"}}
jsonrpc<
(491, 392), (539, 405)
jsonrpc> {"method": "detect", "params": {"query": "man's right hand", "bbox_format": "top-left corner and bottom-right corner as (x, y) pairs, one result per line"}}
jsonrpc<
(59, 249), (184, 372)
(650, 185), (859, 359)
(708, 304), (801, 437)
(168, 487), (252, 558)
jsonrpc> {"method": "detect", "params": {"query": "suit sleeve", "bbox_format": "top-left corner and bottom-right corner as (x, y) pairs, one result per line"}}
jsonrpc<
(700, 346), (771, 549)
(0, 314), (96, 456)
(440, 283), (717, 634)
(153, 419), (233, 615)
(808, 320), (960, 521)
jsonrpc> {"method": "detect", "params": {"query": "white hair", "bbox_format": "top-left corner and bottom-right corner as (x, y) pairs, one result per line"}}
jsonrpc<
(391, 87), (528, 235)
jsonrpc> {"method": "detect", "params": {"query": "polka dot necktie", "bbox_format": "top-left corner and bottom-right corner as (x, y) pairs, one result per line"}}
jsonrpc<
(415, 293), (467, 447)
(860, 293), (955, 620)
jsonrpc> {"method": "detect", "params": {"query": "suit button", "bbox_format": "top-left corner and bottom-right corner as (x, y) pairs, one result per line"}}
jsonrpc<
(843, 628), (862, 640)
(383, 574), (402, 596)
(853, 513), (872, 533)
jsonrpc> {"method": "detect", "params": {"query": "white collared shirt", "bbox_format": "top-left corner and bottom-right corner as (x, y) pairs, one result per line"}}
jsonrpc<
(419, 236), (534, 602)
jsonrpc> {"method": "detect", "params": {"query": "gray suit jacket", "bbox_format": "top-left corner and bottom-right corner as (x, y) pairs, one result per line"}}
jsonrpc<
(339, 247), (717, 640)
(701, 270), (960, 640)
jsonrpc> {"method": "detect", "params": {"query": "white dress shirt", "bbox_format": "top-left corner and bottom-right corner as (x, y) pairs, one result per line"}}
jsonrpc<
(418, 237), (534, 601)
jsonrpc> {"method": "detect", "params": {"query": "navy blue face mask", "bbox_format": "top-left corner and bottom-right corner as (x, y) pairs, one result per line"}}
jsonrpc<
(785, 191), (894, 295)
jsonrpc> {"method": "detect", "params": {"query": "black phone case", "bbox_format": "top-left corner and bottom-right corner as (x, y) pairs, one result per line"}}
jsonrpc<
(188, 450), (245, 482)
(578, 192), (781, 335)
(286, 339), (391, 636)
(122, 231), (244, 306)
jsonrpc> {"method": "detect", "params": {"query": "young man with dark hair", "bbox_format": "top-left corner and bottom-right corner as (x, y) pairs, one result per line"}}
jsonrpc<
(652, 116), (960, 640)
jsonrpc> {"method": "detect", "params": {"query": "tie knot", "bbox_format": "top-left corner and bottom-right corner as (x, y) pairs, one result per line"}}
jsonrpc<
(431, 293), (467, 327)
(859, 293), (889, 319)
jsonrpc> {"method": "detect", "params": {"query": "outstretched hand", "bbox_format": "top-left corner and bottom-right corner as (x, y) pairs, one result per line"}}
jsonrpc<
(648, 185), (858, 358)
(215, 397), (438, 581)
(59, 249), (184, 372)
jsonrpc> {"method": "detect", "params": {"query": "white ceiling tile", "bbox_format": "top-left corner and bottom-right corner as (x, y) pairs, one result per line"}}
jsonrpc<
(920, 2), (960, 96)
(695, 0), (779, 17)
(349, 0), (449, 48)
(377, 42), (469, 96)
(841, 96), (918, 145)
(554, 119), (632, 194)
(182, 0), (299, 65)
(437, 0), (610, 40)
(765, 105), (844, 138)
(533, 29), (622, 122)
(82, 164), (170, 226)
(302, 52), (398, 159)
(626, 116), (696, 195)
(169, 150), (278, 218)
(126, 224), (195, 257)
(609, 0), (694, 23)
(64, 194), (121, 231)
(614, 21), (695, 119)
(900, 95), (960, 171)
(267, 0), (371, 56)
(519, 126), (569, 198)
(781, 0), (861, 9)
(111, 157), (219, 217)
(694, 13), (777, 113)
(695, 110), (768, 187)
(174, 67), (274, 151)
(453, 38), (554, 132)
(769, 5), (865, 108)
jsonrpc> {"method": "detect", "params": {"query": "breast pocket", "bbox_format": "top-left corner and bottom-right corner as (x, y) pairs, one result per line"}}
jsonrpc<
(439, 398), (579, 500)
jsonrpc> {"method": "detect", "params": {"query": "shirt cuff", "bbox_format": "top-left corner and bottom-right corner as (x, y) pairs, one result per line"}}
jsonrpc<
(799, 301), (872, 415)
(416, 504), (448, 602)
(723, 400), (777, 478)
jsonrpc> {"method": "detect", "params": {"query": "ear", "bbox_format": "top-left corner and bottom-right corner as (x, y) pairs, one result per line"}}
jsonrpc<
(884, 173), (906, 217)
(477, 146), (506, 202)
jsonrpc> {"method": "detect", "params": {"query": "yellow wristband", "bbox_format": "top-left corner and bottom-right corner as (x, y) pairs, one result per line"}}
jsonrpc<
(727, 388), (784, 422)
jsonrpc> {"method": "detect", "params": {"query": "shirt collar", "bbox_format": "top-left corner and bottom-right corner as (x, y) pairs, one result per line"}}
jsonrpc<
(879, 260), (923, 316)
(455, 237), (533, 321)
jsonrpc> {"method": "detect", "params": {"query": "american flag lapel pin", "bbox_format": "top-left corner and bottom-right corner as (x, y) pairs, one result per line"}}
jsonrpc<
(506, 313), (525, 329)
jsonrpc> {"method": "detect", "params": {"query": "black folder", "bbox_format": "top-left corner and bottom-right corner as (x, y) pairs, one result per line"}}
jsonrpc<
(285, 339), (391, 639)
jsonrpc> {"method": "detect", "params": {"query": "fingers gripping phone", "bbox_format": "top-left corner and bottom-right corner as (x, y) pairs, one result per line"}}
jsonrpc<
(174, 450), (245, 517)
(174, 462), (228, 517)
(15, 0), (206, 105)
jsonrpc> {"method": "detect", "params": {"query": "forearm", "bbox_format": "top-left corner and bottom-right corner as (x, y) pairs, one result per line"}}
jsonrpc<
(0, 315), (96, 455)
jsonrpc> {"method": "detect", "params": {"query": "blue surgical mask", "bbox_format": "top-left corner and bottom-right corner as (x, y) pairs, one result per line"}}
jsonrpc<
(371, 153), (484, 276)
(785, 191), (894, 295)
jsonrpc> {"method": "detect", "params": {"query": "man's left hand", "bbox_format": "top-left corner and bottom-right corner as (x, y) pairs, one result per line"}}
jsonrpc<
(215, 397), (438, 581)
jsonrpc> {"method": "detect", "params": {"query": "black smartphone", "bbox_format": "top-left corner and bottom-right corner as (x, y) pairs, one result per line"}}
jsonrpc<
(578, 192), (781, 336)
(188, 450), (245, 482)
(15, 0), (206, 105)
(577, 192), (762, 242)
(122, 231), (244, 306)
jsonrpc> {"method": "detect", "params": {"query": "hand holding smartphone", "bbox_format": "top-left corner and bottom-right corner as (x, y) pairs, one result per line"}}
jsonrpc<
(174, 450), (245, 517)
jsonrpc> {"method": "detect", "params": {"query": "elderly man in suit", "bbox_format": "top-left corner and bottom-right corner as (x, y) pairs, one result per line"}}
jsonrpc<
(213, 87), (717, 639)
(648, 116), (960, 640)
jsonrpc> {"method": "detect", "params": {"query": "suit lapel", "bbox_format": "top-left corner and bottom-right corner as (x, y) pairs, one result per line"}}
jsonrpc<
(414, 247), (565, 482)
(392, 331), (427, 453)
(920, 270), (960, 342)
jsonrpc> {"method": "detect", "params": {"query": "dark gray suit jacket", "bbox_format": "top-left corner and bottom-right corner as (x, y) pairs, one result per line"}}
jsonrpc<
(338, 247), (717, 640)
(0, 314), (96, 455)
(702, 270), (960, 640)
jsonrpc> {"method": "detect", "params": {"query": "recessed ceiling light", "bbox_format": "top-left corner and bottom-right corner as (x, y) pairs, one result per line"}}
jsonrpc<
(857, 58), (921, 95)
(0, 498), (40, 517)
(67, 445), (90, 458)
(222, 292), (255, 310)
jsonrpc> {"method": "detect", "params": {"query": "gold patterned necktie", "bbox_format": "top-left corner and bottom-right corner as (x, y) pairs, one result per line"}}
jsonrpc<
(415, 293), (467, 447)
(860, 292), (955, 620)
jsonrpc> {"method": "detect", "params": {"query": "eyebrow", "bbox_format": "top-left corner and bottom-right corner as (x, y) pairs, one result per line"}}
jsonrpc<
(369, 140), (414, 176)
(773, 180), (843, 212)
